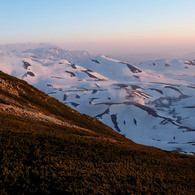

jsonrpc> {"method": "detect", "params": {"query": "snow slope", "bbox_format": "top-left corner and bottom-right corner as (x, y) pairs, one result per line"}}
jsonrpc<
(0, 47), (194, 154)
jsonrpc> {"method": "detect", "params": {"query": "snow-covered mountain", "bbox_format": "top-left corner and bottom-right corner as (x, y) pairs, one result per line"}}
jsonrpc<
(0, 47), (194, 154)
(23, 46), (91, 62)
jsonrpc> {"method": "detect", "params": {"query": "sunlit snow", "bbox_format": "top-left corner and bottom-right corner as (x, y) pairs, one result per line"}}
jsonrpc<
(0, 47), (194, 154)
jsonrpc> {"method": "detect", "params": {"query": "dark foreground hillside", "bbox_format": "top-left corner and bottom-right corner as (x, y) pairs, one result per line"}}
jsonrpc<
(0, 71), (194, 194)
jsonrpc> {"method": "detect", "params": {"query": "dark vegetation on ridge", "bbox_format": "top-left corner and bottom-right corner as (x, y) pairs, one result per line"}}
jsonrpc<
(0, 70), (194, 194)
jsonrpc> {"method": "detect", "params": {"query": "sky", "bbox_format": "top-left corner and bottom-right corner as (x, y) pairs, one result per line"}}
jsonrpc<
(0, 0), (195, 60)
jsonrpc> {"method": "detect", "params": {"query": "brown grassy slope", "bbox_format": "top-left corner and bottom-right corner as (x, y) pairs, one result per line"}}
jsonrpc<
(0, 70), (124, 139)
(0, 70), (194, 194)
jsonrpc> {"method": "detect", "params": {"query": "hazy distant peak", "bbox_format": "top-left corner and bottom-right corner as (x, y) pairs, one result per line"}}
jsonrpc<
(23, 46), (91, 62)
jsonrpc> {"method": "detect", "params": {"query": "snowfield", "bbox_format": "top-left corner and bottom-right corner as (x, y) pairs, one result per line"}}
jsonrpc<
(0, 46), (194, 154)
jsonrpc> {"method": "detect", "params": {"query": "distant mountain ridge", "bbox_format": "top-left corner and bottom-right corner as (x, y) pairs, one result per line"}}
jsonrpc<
(23, 46), (91, 62)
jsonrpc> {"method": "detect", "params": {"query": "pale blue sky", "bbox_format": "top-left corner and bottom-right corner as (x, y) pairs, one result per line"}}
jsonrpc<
(0, 0), (195, 55)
